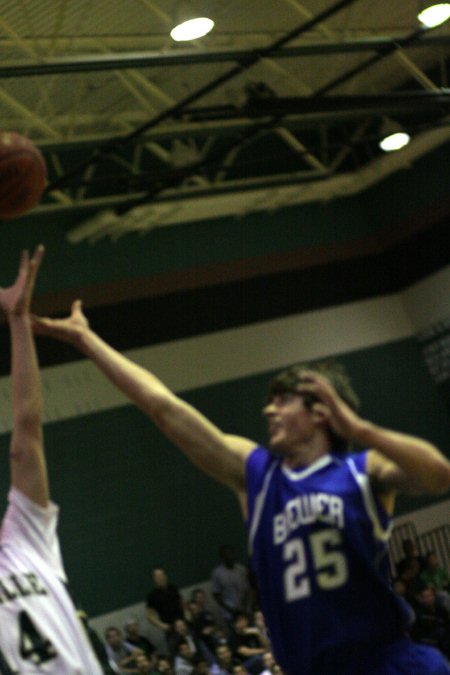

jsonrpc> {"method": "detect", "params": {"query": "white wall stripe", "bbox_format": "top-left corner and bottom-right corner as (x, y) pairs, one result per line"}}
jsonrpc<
(403, 265), (450, 332)
(0, 292), (412, 433)
(0, 262), (448, 433)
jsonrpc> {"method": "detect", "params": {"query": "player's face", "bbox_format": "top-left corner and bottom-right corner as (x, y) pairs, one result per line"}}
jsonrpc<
(263, 392), (316, 451)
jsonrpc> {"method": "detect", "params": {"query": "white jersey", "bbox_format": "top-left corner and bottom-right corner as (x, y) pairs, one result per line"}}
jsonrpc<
(0, 488), (103, 675)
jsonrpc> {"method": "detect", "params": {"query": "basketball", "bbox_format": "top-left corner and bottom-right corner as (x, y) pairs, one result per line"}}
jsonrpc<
(0, 131), (47, 219)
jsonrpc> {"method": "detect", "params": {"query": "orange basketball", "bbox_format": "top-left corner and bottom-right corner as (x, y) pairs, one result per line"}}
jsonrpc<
(0, 131), (47, 219)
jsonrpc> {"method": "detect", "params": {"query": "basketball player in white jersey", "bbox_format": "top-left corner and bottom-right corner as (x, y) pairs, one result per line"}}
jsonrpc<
(0, 247), (103, 674)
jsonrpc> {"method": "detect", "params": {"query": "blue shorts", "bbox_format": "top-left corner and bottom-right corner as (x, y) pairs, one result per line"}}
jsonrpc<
(315, 637), (450, 674)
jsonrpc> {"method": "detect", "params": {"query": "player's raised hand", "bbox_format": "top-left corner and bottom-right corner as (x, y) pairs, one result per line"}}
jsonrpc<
(32, 299), (89, 345)
(0, 245), (45, 317)
(297, 370), (362, 441)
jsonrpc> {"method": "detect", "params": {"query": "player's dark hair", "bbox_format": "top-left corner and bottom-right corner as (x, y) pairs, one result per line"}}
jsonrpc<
(267, 360), (360, 453)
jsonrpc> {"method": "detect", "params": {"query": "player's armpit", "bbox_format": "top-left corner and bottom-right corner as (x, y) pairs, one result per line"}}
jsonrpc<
(367, 449), (428, 504)
(223, 434), (258, 480)
(357, 421), (450, 496)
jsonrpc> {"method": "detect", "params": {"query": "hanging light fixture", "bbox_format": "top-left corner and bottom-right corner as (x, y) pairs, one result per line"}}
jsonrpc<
(170, 16), (214, 41)
(417, 2), (450, 28)
(378, 118), (411, 152)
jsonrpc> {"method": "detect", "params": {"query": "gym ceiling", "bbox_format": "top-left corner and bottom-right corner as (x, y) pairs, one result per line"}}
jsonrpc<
(0, 0), (450, 338)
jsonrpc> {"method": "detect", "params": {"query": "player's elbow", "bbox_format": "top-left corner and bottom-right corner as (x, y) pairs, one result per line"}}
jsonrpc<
(13, 407), (42, 434)
(146, 391), (180, 425)
(425, 461), (450, 495)
(436, 467), (450, 494)
(10, 435), (42, 463)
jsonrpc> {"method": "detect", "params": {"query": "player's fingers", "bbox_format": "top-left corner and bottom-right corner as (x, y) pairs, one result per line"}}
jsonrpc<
(297, 381), (323, 397)
(298, 369), (326, 382)
(30, 244), (45, 269)
(71, 299), (84, 317)
(311, 402), (331, 417)
(26, 246), (45, 292)
(18, 249), (29, 277)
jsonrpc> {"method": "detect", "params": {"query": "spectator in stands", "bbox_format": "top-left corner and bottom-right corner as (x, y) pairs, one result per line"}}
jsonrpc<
(192, 658), (212, 675)
(259, 651), (277, 675)
(193, 588), (225, 629)
(76, 607), (119, 674)
(189, 590), (219, 636)
(396, 538), (425, 577)
(392, 578), (416, 628)
(211, 546), (251, 626)
(232, 666), (249, 675)
(125, 617), (156, 659)
(420, 551), (450, 613)
(170, 619), (199, 659)
(146, 567), (185, 648)
(104, 626), (141, 673)
(392, 578), (408, 597)
(155, 654), (174, 674)
(135, 652), (157, 674)
(188, 600), (220, 664)
(215, 643), (239, 674)
(229, 612), (265, 674)
(399, 557), (423, 606)
(411, 587), (450, 658)
(174, 639), (196, 675)
(252, 610), (270, 649)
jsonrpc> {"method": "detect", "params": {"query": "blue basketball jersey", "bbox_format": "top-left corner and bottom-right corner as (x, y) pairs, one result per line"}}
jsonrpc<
(246, 447), (446, 675)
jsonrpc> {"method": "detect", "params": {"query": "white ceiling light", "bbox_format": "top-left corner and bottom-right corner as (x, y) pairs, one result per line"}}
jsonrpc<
(378, 118), (411, 152)
(417, 3), (450, 27)
(170, 17), (214, 42)
(379, 131), (411, 152)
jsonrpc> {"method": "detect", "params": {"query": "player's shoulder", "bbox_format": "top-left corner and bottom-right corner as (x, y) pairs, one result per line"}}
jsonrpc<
(9, 487), (58, 514)
(245, 445), (280, 500)
(225, 434), (259, 456)
(340, 448), (370, 472)
(246, 444), (277, 469)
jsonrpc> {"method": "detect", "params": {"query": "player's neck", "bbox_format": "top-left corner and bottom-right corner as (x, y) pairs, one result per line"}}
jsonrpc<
(281, 437), (330, 469)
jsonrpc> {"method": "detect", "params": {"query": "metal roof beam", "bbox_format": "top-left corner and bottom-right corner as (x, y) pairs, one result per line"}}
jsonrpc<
(32, 113), (350, 151)
(31, 89), (450, 153)
(47, 0), (361, 192)
(1, 36), (450, 78)
(243, 91), (450, 117)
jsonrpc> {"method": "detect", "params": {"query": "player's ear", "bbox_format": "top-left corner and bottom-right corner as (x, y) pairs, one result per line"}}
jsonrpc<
(311, 402), (329, 426)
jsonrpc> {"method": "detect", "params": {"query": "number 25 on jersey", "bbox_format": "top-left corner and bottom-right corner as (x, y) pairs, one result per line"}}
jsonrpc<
(283, 528), (348, 601)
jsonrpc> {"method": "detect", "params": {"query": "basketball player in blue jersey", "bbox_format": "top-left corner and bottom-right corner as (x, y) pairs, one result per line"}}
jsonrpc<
(33, 303), (450, 674)
(0, 249), (103, 674)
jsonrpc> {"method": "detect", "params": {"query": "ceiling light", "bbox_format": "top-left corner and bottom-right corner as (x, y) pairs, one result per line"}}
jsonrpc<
(170, 17), (214, 42)
(379, 131), (411, 152)
(378, 118), (411, 152)
(417, 3), (450, 27)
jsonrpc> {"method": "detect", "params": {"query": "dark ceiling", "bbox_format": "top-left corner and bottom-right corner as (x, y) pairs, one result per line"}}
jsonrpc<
(0, 1), (448, 233)
(0, 0), (450, 334)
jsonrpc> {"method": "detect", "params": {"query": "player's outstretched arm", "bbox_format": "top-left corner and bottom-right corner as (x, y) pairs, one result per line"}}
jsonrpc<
(297, 371), (450, 498)
(0, 246), (48, 506)
(33, 301), (256, 494)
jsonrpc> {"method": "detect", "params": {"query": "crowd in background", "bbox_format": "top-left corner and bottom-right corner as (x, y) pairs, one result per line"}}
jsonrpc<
(392, 539), (450, 659)
(89, 541), (450, 675)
